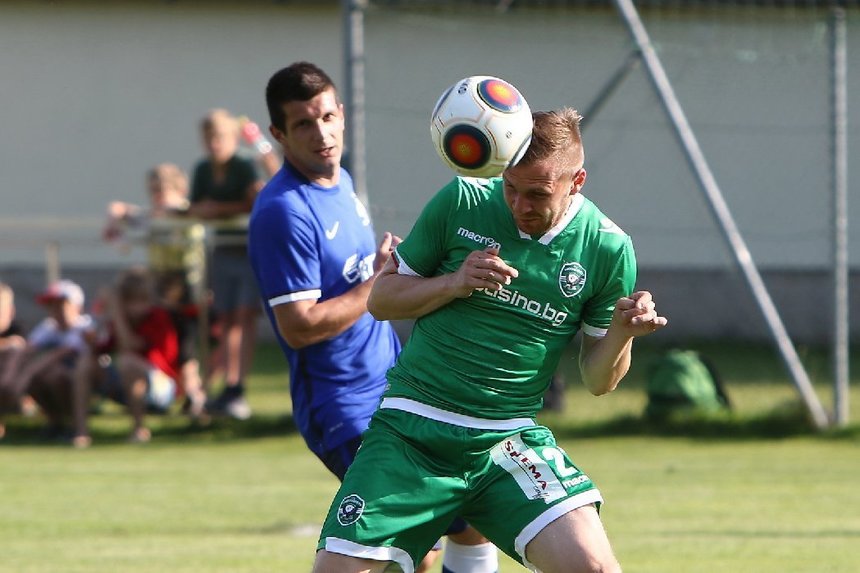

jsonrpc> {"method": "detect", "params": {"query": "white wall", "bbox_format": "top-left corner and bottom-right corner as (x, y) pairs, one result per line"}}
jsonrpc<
(1, 2), (858, 271)
(0, 0), (342, 265)
(361, 6), (860, 270)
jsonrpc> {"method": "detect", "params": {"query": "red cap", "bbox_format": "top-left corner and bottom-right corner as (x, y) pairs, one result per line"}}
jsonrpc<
(36, 279), (85, 308)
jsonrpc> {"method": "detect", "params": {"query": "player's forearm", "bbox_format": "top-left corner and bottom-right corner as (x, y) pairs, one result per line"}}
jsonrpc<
(188, 200), (253, 220)
(277, 280), (373, 349)
(579, 330), (634, 396)
(368, 269), (459, 320)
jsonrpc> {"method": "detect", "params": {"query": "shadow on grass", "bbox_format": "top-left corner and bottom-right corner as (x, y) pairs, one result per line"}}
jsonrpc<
(546, 401), (860, 442)
(0, 411), (298, 448)
(5, 404), (859, 448)
(152, 412), (299, 444)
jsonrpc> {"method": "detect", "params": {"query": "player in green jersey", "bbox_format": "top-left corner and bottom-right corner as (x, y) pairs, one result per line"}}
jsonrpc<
(312, 108), (667, 573)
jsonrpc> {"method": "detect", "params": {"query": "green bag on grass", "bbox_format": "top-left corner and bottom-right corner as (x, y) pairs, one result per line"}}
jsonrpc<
(645, 349), (730, 419)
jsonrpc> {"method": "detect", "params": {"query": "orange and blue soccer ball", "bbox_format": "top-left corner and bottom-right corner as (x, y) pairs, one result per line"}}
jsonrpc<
(430, 75), (533, 178)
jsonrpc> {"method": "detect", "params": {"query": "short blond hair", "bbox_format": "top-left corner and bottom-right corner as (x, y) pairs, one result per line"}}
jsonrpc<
(147, 163), (188, 195)
(201, 108), (239, 135)
(520, 108), (585, 174)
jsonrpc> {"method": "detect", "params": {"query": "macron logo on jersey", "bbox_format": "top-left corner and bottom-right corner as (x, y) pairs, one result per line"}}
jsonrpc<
(457, 227), (501, 250)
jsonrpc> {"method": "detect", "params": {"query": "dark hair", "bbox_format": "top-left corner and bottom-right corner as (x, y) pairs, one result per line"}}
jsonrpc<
(115, 266), (155, 303)
(266, 62), (337, 132)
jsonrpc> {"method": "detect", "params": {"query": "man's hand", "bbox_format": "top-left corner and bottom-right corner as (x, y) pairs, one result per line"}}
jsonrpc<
(373, 232), (403, 274)
(449, 247), (519, 298)
(611, 290), (667, 338)
(188, 199), (223, 219)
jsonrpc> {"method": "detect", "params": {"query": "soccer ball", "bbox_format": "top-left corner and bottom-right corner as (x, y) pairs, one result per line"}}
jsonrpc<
(430, 75), (533, 178)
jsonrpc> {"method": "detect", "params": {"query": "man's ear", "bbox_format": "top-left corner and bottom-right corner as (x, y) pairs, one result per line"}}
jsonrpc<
(269, 125), (285, 146)
(573, 168), (587, 191)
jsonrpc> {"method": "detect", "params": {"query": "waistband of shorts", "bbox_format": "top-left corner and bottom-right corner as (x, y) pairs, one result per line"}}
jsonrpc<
(379, 397), (536, 431)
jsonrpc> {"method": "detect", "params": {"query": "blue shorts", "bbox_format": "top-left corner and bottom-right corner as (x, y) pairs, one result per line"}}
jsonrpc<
(319, 436), (363, 481)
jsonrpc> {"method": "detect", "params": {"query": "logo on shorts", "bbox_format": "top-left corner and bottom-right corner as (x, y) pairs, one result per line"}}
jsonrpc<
(336, 494), (365, 526)
(558, 262), (587, 298)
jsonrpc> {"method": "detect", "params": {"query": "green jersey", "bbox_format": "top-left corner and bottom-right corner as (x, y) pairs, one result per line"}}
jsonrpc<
(387, 176), (637, 420)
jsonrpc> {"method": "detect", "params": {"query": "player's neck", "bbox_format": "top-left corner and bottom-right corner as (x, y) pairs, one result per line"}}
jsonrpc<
(285, 158), (340, 188)
(310, 172), (340, 188)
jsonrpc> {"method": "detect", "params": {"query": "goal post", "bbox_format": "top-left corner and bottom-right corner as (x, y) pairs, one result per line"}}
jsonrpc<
(611, 0), (831, 429)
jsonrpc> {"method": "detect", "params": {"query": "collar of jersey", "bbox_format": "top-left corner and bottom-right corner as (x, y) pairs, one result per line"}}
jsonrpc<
(517, 193), (585, 245)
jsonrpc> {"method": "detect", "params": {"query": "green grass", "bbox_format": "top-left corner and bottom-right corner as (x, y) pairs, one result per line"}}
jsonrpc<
(1, 340), (859, 572)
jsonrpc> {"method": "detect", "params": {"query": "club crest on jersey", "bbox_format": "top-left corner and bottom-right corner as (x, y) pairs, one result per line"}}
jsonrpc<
(336, 494), (365, 526)
(559, 262), (587, 298)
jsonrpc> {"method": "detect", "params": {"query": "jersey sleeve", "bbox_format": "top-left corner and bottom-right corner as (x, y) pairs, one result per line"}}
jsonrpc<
(393, 179), (458, 277)
(581, 237), (637, 337)
(249, 198), (321, 307)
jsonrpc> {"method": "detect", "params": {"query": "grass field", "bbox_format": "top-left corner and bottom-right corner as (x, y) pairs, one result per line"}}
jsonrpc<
(2, 340), (859, 572)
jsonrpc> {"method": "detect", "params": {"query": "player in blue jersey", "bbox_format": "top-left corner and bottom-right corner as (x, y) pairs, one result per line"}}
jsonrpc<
(248, 62), (499, 573)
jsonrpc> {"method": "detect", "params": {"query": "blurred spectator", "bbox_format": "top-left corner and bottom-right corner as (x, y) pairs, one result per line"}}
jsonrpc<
(188, 109), (263, 420)
(102, 164), (209, 416)
(71, 267), (205, 447)
(155, 271), (208, 422)
(239, 115), (282, 178)
(0, 282), (27, 439)
(103, 163), (190, 243)
(5, 280), (95, 439)
(102, 163), (206, 299)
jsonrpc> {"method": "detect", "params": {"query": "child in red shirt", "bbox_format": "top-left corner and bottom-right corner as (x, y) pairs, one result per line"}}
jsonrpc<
(72, 267), (201, 446)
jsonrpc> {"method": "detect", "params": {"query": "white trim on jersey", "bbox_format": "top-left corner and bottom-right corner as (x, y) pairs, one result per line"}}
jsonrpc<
(268, 289), (321, 307)
(581, 323), (608, 338)
(393, 248), (423, 277)
(517, 193), (585, 245)
(324, 538), (415, 573)
(380, 397), (535, 430)
(514, 489), (605, 572)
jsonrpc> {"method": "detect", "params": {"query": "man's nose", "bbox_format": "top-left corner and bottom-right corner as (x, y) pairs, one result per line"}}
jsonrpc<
(311, 121), (328, 140)
(510, 194), (529, 214)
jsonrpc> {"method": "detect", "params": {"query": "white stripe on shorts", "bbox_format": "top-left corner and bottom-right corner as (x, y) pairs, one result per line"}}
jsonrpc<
(380, 397), (535, 431)
(324, 537), (414, 573)
(514, 489), (605, 572)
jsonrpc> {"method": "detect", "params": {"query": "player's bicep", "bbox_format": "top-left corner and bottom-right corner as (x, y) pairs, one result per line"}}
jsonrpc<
(578, 333), (601, 371)
(271, 299), (317, 348)
(251, 203), (321, 306)
(581, 238), (636, 334)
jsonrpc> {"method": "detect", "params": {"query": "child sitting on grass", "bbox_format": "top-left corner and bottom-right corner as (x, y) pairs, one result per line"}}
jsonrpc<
(0, 282), (27, 439)
(3, 280), (95, 440)
(72, 267), (206, 447)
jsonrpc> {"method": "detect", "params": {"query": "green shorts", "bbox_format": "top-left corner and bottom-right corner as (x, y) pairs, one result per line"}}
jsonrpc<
(317, 399), (603, 573)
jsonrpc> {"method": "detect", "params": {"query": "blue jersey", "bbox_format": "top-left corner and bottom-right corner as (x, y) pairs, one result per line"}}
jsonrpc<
(248, 162), (401, 456)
